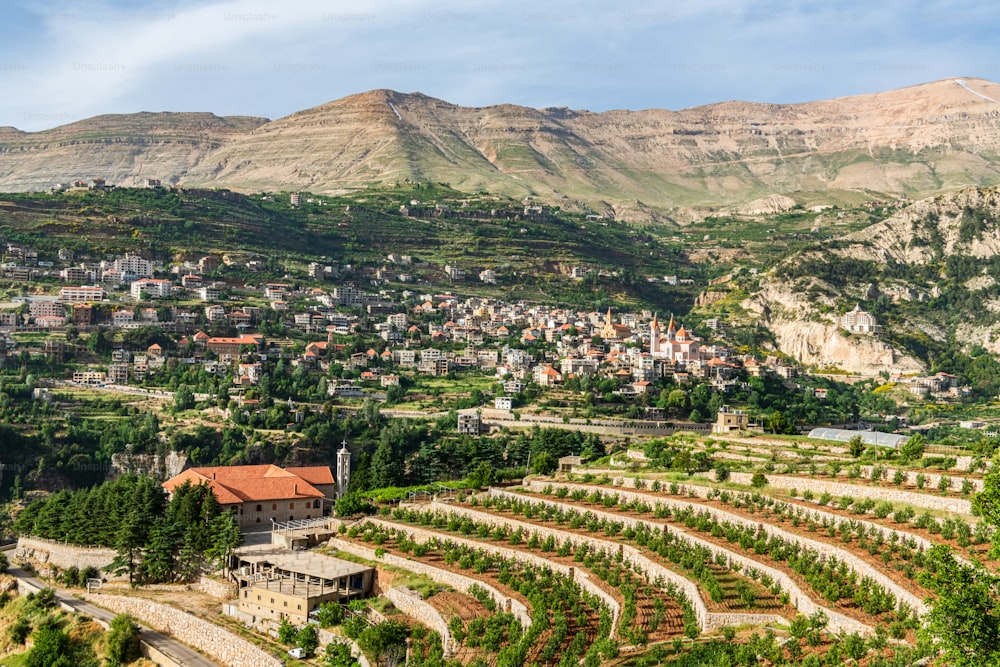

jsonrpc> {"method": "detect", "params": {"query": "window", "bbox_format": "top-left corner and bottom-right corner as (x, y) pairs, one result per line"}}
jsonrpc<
(283, 601), (288, 607)
(270, 598), (274, 604)
(290, 503), (295, 510)
(256, 518), (260, 523)
(256, 504), (262, 512)
(257, 595), (261, 601)
(272, 503), (277, 511)
(297, 604), (301, 610)
(314, 499), (320, 508)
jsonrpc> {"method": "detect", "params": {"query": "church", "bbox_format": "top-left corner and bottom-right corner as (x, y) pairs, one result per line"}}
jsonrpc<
(599, 308), (633, 340)
(649, 314), (702, 362)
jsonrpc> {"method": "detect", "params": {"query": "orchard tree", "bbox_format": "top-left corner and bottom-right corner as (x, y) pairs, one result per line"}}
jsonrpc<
(919, 545), (1000, 666)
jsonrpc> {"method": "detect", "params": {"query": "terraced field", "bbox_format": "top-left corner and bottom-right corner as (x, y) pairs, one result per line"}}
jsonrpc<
(331, 435), (989, 665)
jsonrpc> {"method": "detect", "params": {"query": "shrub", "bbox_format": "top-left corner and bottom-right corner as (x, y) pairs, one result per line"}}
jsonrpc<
(750, 473), (768, 489)
(105, 614), (142, 667)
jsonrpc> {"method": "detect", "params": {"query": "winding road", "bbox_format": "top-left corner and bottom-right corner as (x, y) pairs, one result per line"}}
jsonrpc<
(7, 566), (221, 667)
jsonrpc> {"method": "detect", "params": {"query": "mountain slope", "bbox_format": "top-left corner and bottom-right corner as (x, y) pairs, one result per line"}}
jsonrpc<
(739, 185), (1000, 375)
(4, 79), (1000, 215)
(0, 112), (267, 191)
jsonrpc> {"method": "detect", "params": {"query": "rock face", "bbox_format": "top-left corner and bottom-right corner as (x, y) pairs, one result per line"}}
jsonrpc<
(740, 184), (1000, 372)
(4, 79), (1000, 214)
(766, 320), (924, 375)
(743, 281), (924, 376)
(110, 450), (188, 480)
(737, 194), (798, 216)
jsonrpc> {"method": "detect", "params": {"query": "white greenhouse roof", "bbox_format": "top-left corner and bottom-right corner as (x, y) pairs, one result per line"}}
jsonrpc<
(807, 428), (908, 448)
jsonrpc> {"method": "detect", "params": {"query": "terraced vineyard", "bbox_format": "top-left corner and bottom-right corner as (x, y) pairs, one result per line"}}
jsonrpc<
(326, 432), (995, 665)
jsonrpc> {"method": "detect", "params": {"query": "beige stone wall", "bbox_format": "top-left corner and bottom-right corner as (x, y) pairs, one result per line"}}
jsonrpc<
(724, 472), (972, 514)
(524, 480), (925, 615)
(15, 537), (123, 580)
(424, 498), (842, 635)
(494, 487), (871, 635)
(328, 537), (532, 629)
(419, 502), (785, 633)
(84, 593), (283, 667)
(385, 586), (453, 657)
(199, 575), (238, 600)
(610, 475), (948, 562)
(834, 465), (982, 493)
(369, 512), (621, 638)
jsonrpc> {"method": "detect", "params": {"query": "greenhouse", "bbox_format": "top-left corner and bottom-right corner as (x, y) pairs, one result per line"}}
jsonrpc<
(807, 427), (908, 448)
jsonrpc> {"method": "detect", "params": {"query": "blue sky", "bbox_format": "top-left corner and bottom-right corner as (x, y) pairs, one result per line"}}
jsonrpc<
(1, 0), (998, 131)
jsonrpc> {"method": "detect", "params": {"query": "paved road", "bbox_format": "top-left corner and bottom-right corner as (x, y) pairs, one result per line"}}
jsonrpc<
(8, 566), (221, 667)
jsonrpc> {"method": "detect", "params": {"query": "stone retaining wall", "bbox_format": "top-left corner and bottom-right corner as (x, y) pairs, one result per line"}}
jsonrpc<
(490, 488), (871, 636)
(199, 576), (238, 600)
(831, 466), (982, 493)
(84, 593), (282, 667)
(608, 475), (949, 564)
(424, 501), (792, 634)
(328, 537), (531, 630)
(386, 586), (453, 657)
(15, 536), (123, 580)
(524, 480), (925, 615)
(366, 514), (620, 638)
(723, 472), (972, 515)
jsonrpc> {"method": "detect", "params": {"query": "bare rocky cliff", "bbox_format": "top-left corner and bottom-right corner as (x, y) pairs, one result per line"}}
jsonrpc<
(4, 79), (1000, 214)
(742, 281), (924, 376)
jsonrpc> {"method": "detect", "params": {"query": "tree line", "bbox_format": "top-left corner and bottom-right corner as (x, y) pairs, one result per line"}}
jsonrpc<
(14, 474), (241, 585)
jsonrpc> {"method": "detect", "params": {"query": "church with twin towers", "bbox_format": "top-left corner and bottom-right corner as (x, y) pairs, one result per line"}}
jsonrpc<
(649, 313), (703, 362)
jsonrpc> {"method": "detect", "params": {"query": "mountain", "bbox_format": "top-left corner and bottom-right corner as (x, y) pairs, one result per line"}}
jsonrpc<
(736, 185), (1000, 375)
(0, 112), (267, 192)
(3, 79), (1000, 217)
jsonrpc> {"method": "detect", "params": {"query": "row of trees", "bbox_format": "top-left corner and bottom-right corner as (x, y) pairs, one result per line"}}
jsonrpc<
(14, 475), (241, 584)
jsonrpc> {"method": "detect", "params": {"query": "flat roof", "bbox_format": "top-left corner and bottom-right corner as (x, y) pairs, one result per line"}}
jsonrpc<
(236, 545), (371, 581)
(249, 577), (341, 598)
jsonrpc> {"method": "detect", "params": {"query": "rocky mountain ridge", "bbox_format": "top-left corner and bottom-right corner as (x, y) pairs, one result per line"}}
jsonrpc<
(4, 79), (1000, 217)
(740, 185), (1000, 375)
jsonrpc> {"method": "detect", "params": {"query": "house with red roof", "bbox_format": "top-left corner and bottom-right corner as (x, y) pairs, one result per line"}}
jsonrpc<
(162, 464), (336, 527)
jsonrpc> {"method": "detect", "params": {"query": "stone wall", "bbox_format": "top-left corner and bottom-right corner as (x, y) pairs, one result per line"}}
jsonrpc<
(199, 575), (238, 600)
(830, 466), (982, 493)
(84, 594), (283, 667)
(422, 501), (788, 634)
(371, 511), (621, 637)
(15, 536), (123, 580)
(523, 480), (926, 615)
(328, 537), (532, 630)
(492, 487), (871, 636)
(385, 586), (453, 657)
(608, 475), (947, 563)
(723, 472), (972, 514)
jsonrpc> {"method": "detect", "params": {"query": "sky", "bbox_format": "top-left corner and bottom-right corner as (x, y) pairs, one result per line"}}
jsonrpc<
(1, 0), (998, 131)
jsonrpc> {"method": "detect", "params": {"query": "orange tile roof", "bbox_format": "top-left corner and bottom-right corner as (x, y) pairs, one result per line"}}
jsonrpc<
(287, 466), (336, 486)
(162, 464), (327, 504)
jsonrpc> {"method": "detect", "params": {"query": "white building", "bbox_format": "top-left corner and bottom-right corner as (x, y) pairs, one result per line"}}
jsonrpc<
(839, 305), (882, 334)
(111, 253), (153, 281)
(131, 278), (173, 299)
(59, 286), (106, 303)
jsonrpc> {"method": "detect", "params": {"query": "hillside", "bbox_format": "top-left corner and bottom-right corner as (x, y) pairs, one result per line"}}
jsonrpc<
(735, 185), (1000, 375)
(0, 112), (267, 192)
(4, 79), (1000, 216)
